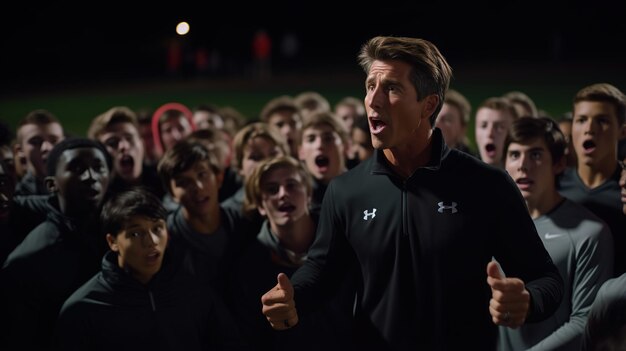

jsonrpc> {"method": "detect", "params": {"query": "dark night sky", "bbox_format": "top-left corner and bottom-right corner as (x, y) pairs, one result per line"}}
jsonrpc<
(2, 2), (625, 91)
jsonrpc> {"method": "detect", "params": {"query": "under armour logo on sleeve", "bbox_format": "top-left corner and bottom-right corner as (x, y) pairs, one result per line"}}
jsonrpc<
(437, 202), (458, 214)
(363, 208), (377, 220)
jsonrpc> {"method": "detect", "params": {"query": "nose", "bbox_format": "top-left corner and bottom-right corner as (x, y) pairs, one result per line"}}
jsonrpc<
(486, 124), (497, 138)
(41, 140), (55, 153)
(118, 138), (130, 152)
(518, 153), (530, 171)
(172, 129), (183, 141)
(366, 84), (384, 111)
(281, 124), (294, 135)
(144, 231), (160, 247)
(277, 184), (289, 199)
(583, 119), (596, 134)
(79, 167), (95, 181)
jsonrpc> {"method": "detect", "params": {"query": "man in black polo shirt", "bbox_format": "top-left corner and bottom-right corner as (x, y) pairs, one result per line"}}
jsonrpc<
(261, 36), (564, 350)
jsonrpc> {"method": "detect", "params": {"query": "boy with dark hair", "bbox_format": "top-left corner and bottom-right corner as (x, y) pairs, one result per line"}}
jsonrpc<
(0, 137), (111, 350)
(55, 188), (246, 350)
(501, 117), (613, 350)
(157, 139), (253, 289)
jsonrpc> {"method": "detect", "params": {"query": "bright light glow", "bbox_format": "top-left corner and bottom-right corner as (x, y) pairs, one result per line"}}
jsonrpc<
(176, 22), (190, 36)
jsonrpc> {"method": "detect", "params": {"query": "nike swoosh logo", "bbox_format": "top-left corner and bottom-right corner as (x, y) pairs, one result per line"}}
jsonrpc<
(545, 233), (565, 239)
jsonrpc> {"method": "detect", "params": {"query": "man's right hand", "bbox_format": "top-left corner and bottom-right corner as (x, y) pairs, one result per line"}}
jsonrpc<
(261, 273), (299, 330)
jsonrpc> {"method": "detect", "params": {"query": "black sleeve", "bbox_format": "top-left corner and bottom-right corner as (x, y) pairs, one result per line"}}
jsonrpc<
(290, 181), (353, 314)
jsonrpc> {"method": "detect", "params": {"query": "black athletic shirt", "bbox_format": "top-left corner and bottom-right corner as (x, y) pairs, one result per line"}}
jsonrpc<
(291, 129), (563, 350)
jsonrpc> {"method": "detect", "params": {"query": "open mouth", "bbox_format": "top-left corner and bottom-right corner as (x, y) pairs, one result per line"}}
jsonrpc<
(315, 155), (330, 168)
(278, 203), (296, 212)
(485, 143), (496, 152)
(194, 196), (210, 206)
(582, 140), (596, 152)
(370, 118), (386, 134)
(118, 155), (135, 174)
(146, 251), (161, 264)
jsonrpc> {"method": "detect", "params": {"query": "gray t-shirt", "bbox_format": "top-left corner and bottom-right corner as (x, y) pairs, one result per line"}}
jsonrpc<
(498, 199), (613, 351)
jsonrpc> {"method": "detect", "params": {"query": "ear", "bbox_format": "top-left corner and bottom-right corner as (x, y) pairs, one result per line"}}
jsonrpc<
(105, 233), (118, 252)
(422, 94), (440, 121)
(44, 176), (57, 192)
(257, 204), (267, 217)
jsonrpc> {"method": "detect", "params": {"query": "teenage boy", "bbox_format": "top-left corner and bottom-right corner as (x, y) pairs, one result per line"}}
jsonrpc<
(157, 139), (255, 290)
(501, 117), (613, 350)
(0, 138), (111, 350)
(55, 188), (246, 350)
(558, 83), (626, 276)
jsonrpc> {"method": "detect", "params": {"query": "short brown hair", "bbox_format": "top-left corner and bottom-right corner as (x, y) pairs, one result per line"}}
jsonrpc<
(157, 139), (221, 196)
(573, 83), (626, 126)
(16, 109), (62, 143)
(260, 95), (300, 123)
(243, 155), (313, 216)
(358, 36), (453, 127)
(87, 106), (138, 140)
(301, 111), (349, 146)
(231, 122), (288, 171)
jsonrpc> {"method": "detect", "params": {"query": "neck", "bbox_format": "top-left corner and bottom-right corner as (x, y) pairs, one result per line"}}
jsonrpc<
(383, 128), (433, 179)
(271, 214), (316, 254)
(577, 157), (617, 188)
(184, 206), (221, 234)
(525, 191), (563, 219)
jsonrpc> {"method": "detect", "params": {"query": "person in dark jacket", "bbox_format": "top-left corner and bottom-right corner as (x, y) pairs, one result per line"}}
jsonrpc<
(227, 156), (355, 350)
(0, 158), (19, 264)
(261, 36), (564, 350)
(54, 188), (247, 351)
(0, 137), (112, 350)
(157, 139), (255, 292)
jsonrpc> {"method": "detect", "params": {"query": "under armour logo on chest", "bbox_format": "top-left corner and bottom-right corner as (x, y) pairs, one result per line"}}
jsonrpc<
(363, 208), (377, 220)
(437, 202), (458, 214)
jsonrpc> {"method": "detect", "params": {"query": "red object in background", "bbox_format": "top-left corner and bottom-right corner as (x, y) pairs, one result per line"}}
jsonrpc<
(151, 102), (196, 155)
(253, 30), (271, 60)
